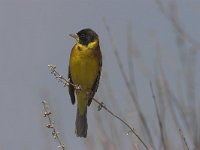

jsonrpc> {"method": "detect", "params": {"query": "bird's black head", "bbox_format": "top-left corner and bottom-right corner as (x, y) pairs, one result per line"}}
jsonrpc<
(77, 28), (98, 46)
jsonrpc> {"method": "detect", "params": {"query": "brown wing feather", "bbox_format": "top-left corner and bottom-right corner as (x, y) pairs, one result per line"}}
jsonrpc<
(68, 69), (75, 105)
(87, 59), (102, 106)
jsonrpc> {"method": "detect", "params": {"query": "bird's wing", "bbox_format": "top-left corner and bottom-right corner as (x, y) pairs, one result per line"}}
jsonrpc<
(87, 59), (102, 106)
(68, 68), (75, 104)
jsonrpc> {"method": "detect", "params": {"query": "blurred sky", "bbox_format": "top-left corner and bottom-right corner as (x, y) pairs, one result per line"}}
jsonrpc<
(0, 0), (200, 150)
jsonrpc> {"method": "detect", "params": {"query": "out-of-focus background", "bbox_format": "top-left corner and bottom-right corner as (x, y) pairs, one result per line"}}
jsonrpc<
(0, 0), (199, 149)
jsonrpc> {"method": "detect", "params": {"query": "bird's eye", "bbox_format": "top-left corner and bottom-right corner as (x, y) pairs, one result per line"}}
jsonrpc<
(80, 34), (85, 38)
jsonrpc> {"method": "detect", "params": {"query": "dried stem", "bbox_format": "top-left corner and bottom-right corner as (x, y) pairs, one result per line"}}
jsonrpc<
(92, 98), (150, 150)
(179, 128), (189, 150)
(154, 0), (200, 49)
(42, 100), (65, 150)
(150, 81), (166, 150)
(103, 19), (153, 147)
(48, 64), (151, 150)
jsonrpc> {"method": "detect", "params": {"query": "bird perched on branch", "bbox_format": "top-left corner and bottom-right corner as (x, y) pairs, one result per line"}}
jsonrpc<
(68, 28), (102, 137)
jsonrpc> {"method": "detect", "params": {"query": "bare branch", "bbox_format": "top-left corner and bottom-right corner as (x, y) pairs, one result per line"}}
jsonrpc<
(42, 100), (66, 150)
(48, 64), (151, 150)
(150, 81), (166, 150)
(102, 19), (154, 147)
(179, 128), (189, 150)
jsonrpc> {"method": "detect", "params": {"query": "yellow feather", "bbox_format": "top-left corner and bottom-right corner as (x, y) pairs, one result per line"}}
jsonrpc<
(69, 39), (100, 115)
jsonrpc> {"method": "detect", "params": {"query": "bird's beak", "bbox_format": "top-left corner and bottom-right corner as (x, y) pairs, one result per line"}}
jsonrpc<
(69, 33), (79, 41)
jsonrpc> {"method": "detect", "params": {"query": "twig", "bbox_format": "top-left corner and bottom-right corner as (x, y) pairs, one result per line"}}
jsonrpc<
(48, 64), (151, 150)
(154, 0), (200, 50)
(92, 98), (150, 150)
(102, 18), (154, 147)
(150, 81), (166, 150)
(48, 64), (81, 90)
(179, 128), (189, 150)
(42, 100), (65, 150)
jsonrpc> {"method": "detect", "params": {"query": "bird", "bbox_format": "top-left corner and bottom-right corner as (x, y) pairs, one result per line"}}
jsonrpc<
(68, 28), (102, 137)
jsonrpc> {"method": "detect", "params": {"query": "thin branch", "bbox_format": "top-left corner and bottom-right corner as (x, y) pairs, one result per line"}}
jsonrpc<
(48, 64), (151, 150)
(42, 100), (65, 150)
(102, 19), (154, 146)
(150, 81), (166, 150)
(48, 64), (81, 90)
(179, 128), (189, 150)
(154, 0), (200, 50)
(92, 98), (148, 149)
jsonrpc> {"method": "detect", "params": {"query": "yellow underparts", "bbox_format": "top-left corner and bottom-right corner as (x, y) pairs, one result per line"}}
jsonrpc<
(69, 40), (100, 115)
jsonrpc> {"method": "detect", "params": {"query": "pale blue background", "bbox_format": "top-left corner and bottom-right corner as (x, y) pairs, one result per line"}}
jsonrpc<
(0, 0), (199, 149)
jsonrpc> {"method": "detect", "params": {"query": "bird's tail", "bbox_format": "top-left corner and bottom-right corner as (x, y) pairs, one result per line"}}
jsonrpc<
(75, 108), (88, 138)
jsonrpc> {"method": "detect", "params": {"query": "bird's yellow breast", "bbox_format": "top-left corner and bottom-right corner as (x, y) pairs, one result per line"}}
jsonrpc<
(69, 43), (100, 92)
